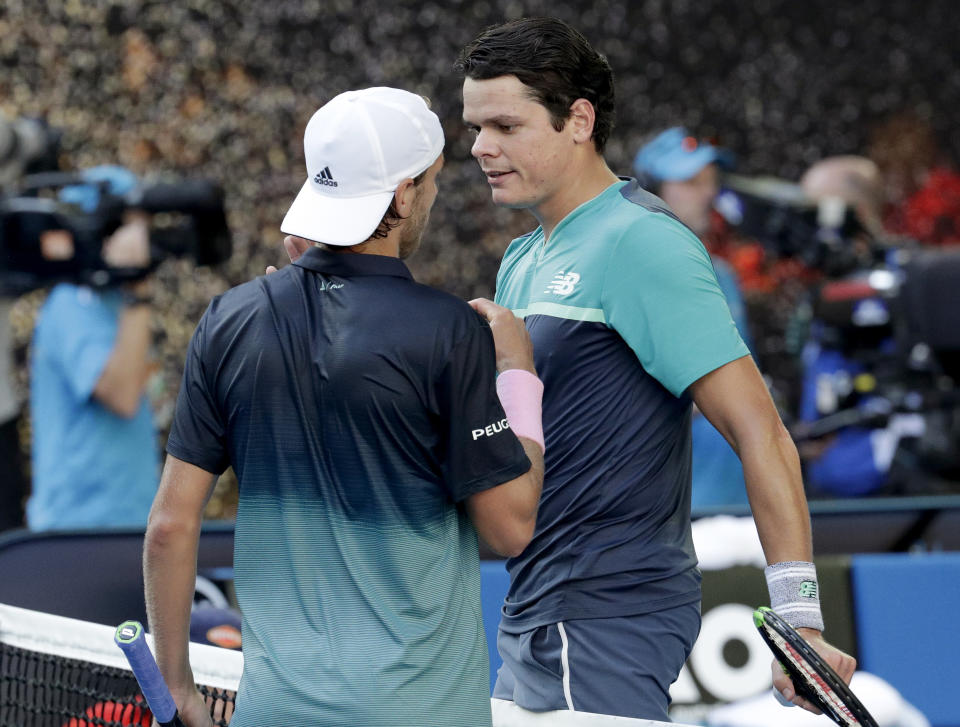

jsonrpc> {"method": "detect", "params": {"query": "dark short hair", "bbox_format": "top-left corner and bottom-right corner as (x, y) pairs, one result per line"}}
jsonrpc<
(368, 168), (427, 240)
(455, 17), (615, 153)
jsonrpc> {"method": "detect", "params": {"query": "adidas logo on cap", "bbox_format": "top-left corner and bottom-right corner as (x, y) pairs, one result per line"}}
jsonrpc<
(313, 166), (338, 187)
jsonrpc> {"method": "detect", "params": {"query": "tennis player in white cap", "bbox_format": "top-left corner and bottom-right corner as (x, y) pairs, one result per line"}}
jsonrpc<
(144, 86), (545, 727)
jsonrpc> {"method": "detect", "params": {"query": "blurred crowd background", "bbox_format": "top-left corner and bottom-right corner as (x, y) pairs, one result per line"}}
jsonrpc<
(2, 0), (959, 522)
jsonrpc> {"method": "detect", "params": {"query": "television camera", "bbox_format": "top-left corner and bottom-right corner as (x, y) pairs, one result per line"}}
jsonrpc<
(0, 114), (231, 296)
(717, 173), (960, 491)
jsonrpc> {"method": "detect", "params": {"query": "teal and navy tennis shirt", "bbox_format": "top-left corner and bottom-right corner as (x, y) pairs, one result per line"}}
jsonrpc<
(494, 179), (750, 633)
(168, 247), (531, 727)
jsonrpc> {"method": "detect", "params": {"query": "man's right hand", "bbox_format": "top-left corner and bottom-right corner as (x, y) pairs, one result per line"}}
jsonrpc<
(772, 628), (857, 713)
(168, 687), (215, 727)
(468, 298), (536, 375)
(103, 213), (151, 269)
(266, 235), (311, 274)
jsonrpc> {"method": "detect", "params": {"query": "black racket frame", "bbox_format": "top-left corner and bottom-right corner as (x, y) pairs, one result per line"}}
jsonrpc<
(754, 606), (879, 727)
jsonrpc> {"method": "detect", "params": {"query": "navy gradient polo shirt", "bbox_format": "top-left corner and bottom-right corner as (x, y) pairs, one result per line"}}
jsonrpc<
(494, 179), (750, 634)
(167, 246), (530, 727)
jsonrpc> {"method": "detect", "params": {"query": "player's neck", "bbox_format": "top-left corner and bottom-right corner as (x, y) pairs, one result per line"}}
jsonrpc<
(337, 235), (400, 258)
(535, 158), (620, 241)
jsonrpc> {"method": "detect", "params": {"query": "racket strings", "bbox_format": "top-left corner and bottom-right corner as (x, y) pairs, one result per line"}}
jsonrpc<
(765, 626), (860, 726)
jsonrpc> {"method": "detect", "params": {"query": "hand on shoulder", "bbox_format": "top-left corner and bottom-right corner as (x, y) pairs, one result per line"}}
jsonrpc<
(266, 235), (311, 275)
(468, 298), (536, 375)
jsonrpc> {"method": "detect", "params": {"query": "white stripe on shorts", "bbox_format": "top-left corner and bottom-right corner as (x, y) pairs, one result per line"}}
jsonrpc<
(557, 621), (575, 710)
(490, 698), (681, 726)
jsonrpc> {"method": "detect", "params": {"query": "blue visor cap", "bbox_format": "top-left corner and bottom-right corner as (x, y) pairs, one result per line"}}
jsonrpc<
(633, 127), (734, 182)
(59, 164), (138, 213)
(189, 605), (243, 649)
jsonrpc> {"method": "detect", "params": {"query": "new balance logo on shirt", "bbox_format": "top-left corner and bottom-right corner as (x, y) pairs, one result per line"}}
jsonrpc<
(313, 166), (338, 187)
(545, 271), (581, 296)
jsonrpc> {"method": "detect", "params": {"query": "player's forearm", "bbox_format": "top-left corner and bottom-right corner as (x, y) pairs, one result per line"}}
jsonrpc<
(513, 437), (545, 521)
(465, 439), (544, 557)
(691, 357), (814, 565)
(143, 507), (202, 697)
(740, 418), (813, 565)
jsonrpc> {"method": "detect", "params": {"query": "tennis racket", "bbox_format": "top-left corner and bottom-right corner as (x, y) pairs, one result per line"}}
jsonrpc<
(114, 620), (186, 727)
(753, 607), (878, 727)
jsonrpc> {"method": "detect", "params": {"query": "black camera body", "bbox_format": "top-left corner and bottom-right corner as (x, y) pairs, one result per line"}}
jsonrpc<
(1, 113), (231, 295)
(0, 172), (232, 295)
(720, 172), (958, 381)
(720, 173), (960, 484)
(716, 173), (872, 278)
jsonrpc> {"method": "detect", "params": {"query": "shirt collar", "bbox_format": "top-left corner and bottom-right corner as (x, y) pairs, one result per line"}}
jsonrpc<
(293, 246), (413, 280)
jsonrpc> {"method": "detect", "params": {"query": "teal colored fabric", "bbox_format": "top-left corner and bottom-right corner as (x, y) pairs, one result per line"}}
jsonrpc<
(492, 179), (748, 635)
(497, 181), (747, 398)
(691, 257), (751, 510)
(168, 249), (531, 726)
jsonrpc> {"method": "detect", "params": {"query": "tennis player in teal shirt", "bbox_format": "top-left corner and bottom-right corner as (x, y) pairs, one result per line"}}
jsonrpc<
(458, 17), (856, 724)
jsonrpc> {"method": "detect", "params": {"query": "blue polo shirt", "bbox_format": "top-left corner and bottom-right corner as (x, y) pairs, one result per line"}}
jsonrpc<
(28, 283), (158, 530)
(494, 179), (749, 633)
(167, 247), (530, 727)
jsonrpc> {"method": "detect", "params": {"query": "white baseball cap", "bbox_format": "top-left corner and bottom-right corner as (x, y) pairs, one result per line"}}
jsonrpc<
(281, 87), (444, 246)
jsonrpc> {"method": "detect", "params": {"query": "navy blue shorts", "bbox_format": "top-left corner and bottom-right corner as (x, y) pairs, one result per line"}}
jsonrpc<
(492, 602), (701, 721)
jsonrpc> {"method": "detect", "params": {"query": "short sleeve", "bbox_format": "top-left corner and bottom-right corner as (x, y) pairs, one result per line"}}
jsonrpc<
(435, 318), (531, 502)
(603, 215), (750, 396)
(712, 257), (753, 351)
(166, 307), (230, 474)
(42, 287), (117, 402)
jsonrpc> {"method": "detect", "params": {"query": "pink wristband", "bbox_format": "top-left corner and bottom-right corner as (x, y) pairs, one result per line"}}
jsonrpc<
(496, 369), (545, 453)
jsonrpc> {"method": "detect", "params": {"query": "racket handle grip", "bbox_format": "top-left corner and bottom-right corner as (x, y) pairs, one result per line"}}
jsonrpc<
(114, 620), (186, 727)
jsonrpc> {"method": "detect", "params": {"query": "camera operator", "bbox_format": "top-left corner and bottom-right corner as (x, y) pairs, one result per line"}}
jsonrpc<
(25, 165), (160, 531)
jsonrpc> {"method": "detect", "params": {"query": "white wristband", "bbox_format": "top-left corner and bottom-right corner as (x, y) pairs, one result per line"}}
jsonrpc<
(764, 561), (825, 631)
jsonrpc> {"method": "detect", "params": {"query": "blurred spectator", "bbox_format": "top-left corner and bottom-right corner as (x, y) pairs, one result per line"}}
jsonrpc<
(26, 166), (160, 530)
(800, 155), (886, 240)
(633, 127), (751, 509)
(795, 156), (925, 497)
(869, 112), (960, 246)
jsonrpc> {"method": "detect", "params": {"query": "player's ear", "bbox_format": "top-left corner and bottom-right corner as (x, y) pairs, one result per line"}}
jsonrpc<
(394, 178), (418, 219)
(568, 98), (596, 145)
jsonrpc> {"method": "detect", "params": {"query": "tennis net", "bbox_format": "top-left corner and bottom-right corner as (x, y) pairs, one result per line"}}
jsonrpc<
(0, 603), (242, 727)
(2, 603), (702, 727)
